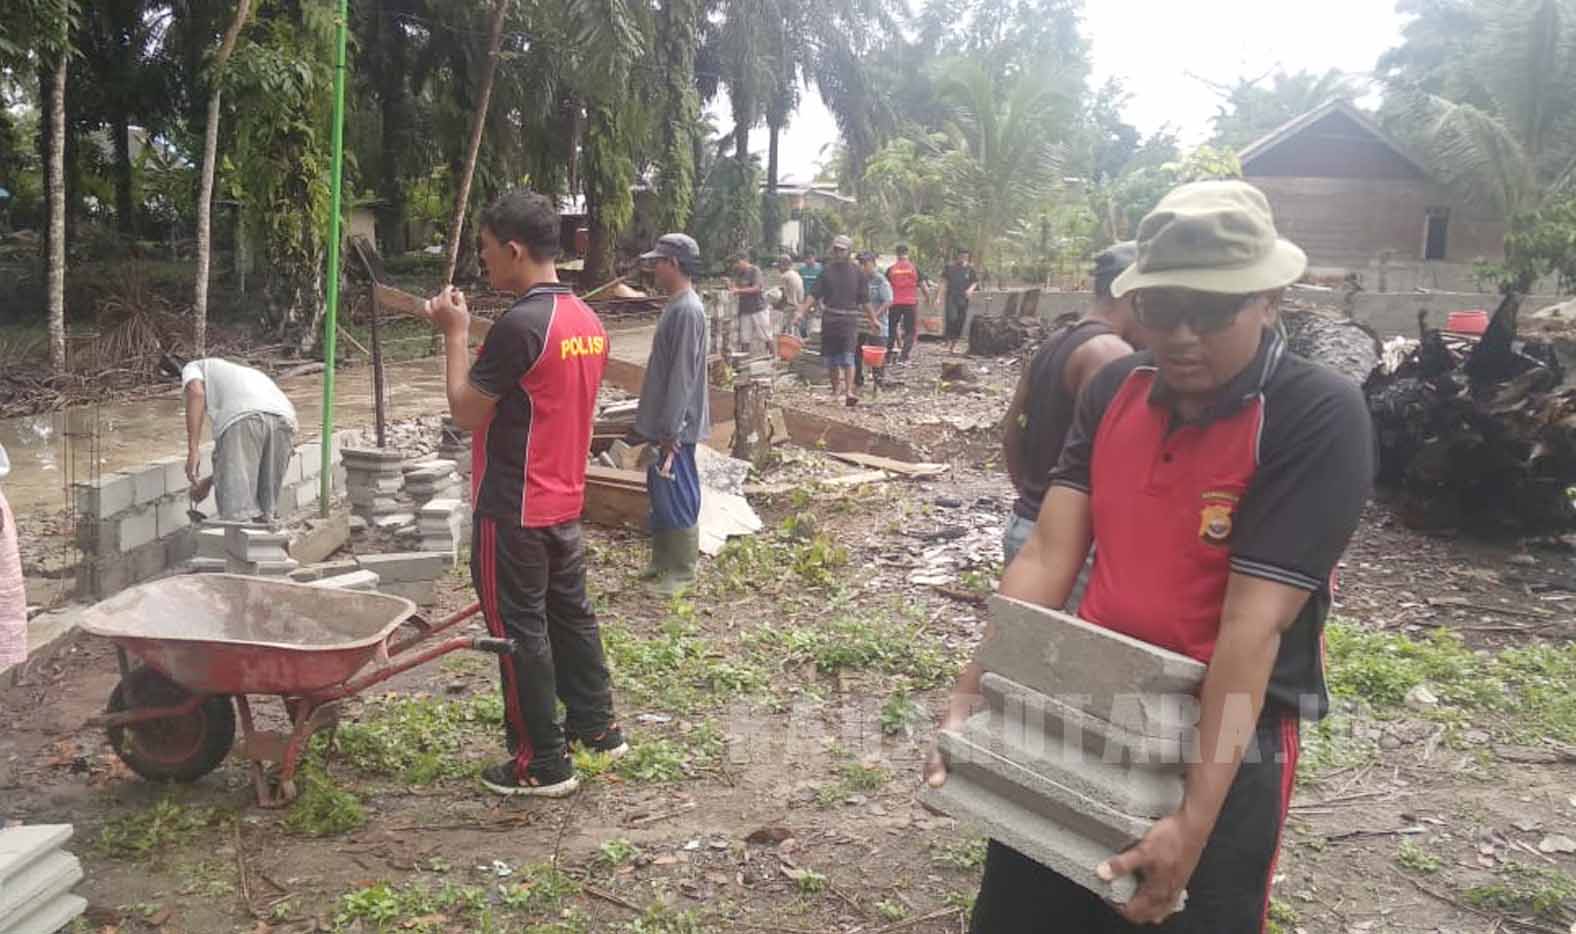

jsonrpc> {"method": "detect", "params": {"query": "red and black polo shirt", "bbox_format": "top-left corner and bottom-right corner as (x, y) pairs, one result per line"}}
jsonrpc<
(468, 284), (608, 528)
(1049, 331), (1374, 718)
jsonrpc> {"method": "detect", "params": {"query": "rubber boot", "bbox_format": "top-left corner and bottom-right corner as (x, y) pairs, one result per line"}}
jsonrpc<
(638, 530), (669, 581)
(647, 527), (699, 596)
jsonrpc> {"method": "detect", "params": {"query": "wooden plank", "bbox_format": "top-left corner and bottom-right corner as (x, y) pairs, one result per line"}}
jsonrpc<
(778, 406), (920, 461)
(584, 467), (648, 529)
(373, 283), (493, 340)
(821, 470), (889, 487)
(827, 450), (947, 478)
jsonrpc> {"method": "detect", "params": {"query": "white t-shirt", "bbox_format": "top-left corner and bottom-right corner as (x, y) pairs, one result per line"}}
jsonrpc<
(180, 358), (298, 438)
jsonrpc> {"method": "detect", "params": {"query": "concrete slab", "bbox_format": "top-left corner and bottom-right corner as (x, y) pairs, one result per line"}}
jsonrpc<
(372, 512), (416, 529)
(195, 528), (226, 559)
(0, 851), (82, 931)
(289, 559), (361, 583)
(1, 893), (87, 934)
(0, 826), (72, 885)
(185, 557), (227, 574)
(977, 596), (1205, 738)
(357, 551), (450, 583)
(379, 580), (435, 606)
(290, 514), (350, 565)
(307, 570), (380, 592)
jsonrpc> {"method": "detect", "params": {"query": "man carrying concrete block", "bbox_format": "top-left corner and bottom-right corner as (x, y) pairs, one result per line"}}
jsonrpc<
(926, 180), (1375, 931)
(177, 357), (297, 522)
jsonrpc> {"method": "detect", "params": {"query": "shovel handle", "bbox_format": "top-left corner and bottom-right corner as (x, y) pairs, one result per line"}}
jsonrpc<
(472, 637), (517, 656)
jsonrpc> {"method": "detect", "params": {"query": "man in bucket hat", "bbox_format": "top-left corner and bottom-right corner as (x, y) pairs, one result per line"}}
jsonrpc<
(926, 181), (1374, 932)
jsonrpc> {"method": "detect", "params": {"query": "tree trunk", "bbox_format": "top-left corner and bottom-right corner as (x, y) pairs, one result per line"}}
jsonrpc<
(375, 0), (408, 254)
(442, 0), (509, 287)
(46, 53), (67, 372)
(734, 121), (749, 162)
(584, 184), (613, 288)
(566, 99), (580, 198)
(112, 113), (134, 236)
(194, 0), (254, 358)
(763, 117), (782, 252)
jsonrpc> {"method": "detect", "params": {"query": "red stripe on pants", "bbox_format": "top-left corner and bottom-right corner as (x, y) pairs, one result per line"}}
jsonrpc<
(1259, 716), (1301, 932)
(477, 516), (534, 779)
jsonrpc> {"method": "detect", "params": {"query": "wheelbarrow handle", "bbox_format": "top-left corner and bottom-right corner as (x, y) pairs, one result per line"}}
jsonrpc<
(472, 637), (517, 656)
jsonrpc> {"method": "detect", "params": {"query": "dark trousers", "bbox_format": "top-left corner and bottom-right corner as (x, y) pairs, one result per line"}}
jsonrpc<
(853, 332), (885, 387)
(887, 304), (917, 359)
(471, 516), (616, 778)
(647, 443), (700, 531)
(945, 300), (969, 340)
(968, 714), (1300, 934)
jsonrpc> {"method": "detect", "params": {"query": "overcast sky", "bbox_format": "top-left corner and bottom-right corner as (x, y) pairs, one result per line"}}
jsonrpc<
(712, 0), (1411, 184)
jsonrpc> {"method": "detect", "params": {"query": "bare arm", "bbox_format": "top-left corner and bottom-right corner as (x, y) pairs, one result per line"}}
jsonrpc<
(1062, 334), (1133, 396)
(184, 381), (207, 483)
(420, 286), (498, 431)
(1001, 366), (1033, 490)
(1100, 574), (1309, 923)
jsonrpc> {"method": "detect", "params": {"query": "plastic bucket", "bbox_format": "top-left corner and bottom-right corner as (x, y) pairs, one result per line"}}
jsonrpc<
(860, 345), (888, 368)
(776, 333), (804, 361)
(1446, 310), (1489, 335)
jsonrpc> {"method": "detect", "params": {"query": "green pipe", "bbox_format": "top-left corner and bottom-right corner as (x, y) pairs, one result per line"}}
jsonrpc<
(320, 0), (350, 516)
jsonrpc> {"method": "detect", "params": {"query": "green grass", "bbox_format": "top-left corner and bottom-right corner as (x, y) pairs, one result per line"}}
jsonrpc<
(497, 864), (582, 914)
(596, 838), (640, 868)
(1395, 840), (1443, 874)
(816, 761), (892, 806)
(334, 879), (492, 933)
(931, 837), (989, 872)
(284, 766), (367, 836)
(614, 723), (724, 783)
(1266, 897), (1299, 934)
(711, 530), (849, 593)
(621, 904), (704, 933)
(1462, 863), (1576, 918)
(879, 690), (928, 736)
(96, 796), (222, 860)
(321, 694), (503, 784)
(746, 611), (957, 687)
(1324, 620), (1576, 743)
(602, 618), (768, 713)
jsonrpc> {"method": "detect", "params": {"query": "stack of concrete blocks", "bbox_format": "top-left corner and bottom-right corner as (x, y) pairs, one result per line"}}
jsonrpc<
(418, 498), (467, 560)
(224, 527), (298, 577)
(74, 444), (214, 599)
(342, 447), (407, 525)
(0, 825), (86, 934)
(439, 417), (471, 475)
(274, 439), (344, 518)
(920, 596), (1205, 905)
(356, 551), (450, 606)
(403, 460), (461, 508)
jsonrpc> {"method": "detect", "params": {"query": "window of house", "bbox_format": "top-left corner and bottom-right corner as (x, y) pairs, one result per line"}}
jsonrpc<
(1424, 208), (1450, 261)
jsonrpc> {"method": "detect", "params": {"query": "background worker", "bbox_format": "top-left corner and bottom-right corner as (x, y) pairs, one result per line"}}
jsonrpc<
(1000, 242), (1139, 569)
(634, 233), (710, 595)
(795, 253), (823, 338)
(0, 444), (23, 671)
(418, 189), (624, 799)
(728, 252), (771, 355)
(178, 357), (297, 522)
(927, 181), (1374, 931)
(854, 250), (893, 390)
(884, 244), (931, 365)
(774, 255), (804, 336)
(940, 248), (978, 353)
(795, 235), (869, 407)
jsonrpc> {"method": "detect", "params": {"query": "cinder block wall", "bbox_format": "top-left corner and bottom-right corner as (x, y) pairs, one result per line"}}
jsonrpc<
(73, 432), (353, 600)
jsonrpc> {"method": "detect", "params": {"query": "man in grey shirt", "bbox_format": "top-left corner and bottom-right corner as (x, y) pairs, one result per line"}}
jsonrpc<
(180, 358), (298, 522)
(634, 233), (710, 594)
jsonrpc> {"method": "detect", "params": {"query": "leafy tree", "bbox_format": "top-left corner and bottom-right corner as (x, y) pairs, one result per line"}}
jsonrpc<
(1207, 68), (1369, 150)
(1095, 145), (1242, 242)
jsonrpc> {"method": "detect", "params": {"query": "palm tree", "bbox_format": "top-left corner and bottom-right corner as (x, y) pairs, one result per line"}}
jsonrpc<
(1207, 68), (1370, 149)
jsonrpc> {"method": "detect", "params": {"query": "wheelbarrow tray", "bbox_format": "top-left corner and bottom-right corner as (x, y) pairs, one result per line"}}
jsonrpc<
(77, 574), (417, 696)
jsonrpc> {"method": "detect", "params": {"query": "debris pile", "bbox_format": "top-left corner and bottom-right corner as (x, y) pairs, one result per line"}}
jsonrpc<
(1365, 295), (1576, 534)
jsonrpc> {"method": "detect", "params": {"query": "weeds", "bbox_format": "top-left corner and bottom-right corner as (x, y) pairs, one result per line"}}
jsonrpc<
(97, 797), (220, 860)
(332, 880), (489, 932)
(614, 725), (722, 784)
(622, 904), (704, 933)
(324, 694), (502, 784)
(791, 868), (828, 894)
(747, 612), (955, 687)
(816, 761), (892, 806)
(876, 900), (908, 921)
(1266, 898), (1298, 934)
(603, 619), (767, 712)
(1395, 841), (1442, 874)
(497, 864), (581, 914)
(879, 690), (928, 737)
(931, 837), (989, 872)
(597, 838), (640, 868)
(284, 766), (366, 836)
(1462, 863), (1576, 918)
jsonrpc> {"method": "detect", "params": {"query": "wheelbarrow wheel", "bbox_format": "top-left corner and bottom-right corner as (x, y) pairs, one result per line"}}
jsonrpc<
(106, 667), (235, 783)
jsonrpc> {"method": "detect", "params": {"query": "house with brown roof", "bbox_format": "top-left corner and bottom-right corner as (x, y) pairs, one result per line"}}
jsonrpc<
(1239, 100), (1506, 291)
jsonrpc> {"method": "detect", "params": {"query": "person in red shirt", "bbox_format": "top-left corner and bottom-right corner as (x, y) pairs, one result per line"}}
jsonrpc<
(883, 244), (931, 364)
(926, 181), (1374, 931)
(418, 190), (626, 798)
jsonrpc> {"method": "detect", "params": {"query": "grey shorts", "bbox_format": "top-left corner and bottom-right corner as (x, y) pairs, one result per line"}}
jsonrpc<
(737, 310), (772, 346)
(214, 413), (296, 521)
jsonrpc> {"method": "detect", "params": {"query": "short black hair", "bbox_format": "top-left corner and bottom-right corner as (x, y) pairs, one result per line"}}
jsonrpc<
(479, 189), (561, 262)
(1092, 242), (1138, 300)
(896, 244), (909, 256)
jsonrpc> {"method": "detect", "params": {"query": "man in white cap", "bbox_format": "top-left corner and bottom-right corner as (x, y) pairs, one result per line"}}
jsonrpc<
(926, 180), (1374, 931)
(794, 234), (870, 406)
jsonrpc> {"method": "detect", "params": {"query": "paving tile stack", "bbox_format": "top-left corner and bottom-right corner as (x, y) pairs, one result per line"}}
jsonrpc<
(919, 596), (1205, 905)
(402, 460), (461, 508)
(0, 825), (86, 934)
(341, 447), (406, 522)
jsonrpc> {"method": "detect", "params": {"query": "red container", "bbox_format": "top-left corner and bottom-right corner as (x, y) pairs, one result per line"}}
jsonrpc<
(860, 345), (888, 368)
(1446, 310), (1489, 335)
(776, 333), (804, 361)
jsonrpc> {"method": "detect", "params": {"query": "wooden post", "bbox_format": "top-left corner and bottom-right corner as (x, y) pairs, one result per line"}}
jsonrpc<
(370, 287), (387, 448)
(732, 375), (772, 465)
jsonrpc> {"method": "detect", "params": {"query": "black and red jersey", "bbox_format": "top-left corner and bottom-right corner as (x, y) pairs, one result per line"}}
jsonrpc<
(1050, 331), (1374, 718)
(467, 284), (608, 528)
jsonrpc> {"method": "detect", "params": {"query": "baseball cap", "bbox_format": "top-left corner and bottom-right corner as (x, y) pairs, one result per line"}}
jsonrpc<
(1111, 180), (1307, 298)
(831, 235), (853, 251)
(641, 233), (701, 264)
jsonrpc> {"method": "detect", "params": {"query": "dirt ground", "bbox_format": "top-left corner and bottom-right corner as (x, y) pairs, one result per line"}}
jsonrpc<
(2, 340), (1574, 934)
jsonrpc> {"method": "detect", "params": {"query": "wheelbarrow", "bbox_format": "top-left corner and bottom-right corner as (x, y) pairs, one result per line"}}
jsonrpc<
(79, 574), (497, 807)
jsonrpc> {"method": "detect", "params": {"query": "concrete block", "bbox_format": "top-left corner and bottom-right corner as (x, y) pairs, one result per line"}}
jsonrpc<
(225, 556), (299, 577)
(226, 527), (290, 563)
(357, 551), (449, 583)
(289, 513), (350, 565)
(349, 515), (369, 534)
(379, 579), (435, 606)
(297, 479), (322, 511)
(404, 459), (457, 480)
(129, 540), (167, 583)
(113, 505), (158, 552)
(80, 554), (135, 600)
(3, 893), (87, 934)
(196, 528), (226, 560)
(154, 455), (190, 496)
(978, 596), (1205, 738)
(419, 498), (464, 518)
(289, 559), (360, 583)
(284, 453), (305, 485)
(276, 483), (300, 518)
(156, 497), (190, 538)
(0, 850), (82, 931)
(308, 570), (381, 592)
(0, 825), (72, 885)
(131, 464), (166, 504)
(372, 512), (416, 529)
(164, 527), (197, 565)
(73, 472), (135, 519)
(186, 557), (227, 574)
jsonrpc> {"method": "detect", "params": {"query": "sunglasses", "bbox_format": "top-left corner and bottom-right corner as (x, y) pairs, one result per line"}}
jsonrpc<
(1133, 290), (1258, 335)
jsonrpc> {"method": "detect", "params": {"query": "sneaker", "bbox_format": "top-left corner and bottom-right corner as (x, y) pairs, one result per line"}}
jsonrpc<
(480, 756), (579, 798)
(570, 723), (629, 759)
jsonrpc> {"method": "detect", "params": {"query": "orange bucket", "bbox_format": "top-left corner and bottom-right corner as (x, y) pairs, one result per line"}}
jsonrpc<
(860, 345), (887, 368)
(777, 333), (804, 361)
(1446, 310), (1489, 336)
